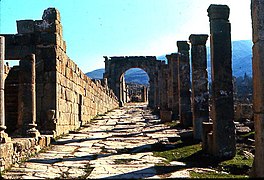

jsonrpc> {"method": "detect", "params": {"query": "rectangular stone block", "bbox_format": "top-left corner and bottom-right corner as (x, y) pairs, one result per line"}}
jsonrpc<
(34, 20), (62, 35)
(17, 20), (35, 34)
(5, 45), (34, 60)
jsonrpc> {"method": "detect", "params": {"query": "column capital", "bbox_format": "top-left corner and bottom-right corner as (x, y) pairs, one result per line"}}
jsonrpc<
(177, 41), (190, 52)
(189, 34), (208, 45)
(207, 4), (230, 21)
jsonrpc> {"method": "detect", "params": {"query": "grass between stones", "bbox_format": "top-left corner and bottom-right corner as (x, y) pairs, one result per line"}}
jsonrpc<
(153, 140), (253, 178)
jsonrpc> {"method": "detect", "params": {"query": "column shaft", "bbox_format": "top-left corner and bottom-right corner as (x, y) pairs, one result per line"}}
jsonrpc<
(171, 53), (179, 119)
(208, 4), (235, 158)
(251, 0), (264, 177)
(0, 37), (5, 132)
(177, 41), (192, 127)
(189, 34), (209, 140)
(0, 36), (10, 143)
(19, 54), (40, 137)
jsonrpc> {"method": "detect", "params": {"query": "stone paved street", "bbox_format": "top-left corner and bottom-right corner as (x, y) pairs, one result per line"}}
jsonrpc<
(2, 103), (191, 179)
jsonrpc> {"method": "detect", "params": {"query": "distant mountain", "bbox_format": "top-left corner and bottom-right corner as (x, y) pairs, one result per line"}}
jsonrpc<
(86, 40), (253, 85)
(86, 68), (105, 80)
(86, 68), (149, 85)
(157, 40), (253, 78)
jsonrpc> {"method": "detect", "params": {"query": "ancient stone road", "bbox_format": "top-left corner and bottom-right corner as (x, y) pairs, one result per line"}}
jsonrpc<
(2, 103), (191, 179)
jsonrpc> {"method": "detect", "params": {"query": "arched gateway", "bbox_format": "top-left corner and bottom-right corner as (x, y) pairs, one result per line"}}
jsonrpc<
(103, 56), (163, 107)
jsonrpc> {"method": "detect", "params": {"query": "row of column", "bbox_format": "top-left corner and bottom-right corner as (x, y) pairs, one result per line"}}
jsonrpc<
(0, 36), (39, 144)
(155, 4), (236, 160)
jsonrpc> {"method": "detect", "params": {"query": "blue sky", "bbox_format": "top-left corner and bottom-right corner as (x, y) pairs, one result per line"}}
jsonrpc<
(0, 0), (251, 72)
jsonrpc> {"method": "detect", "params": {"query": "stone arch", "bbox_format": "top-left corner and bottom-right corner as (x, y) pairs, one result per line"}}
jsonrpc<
(104, 56), (162, 107)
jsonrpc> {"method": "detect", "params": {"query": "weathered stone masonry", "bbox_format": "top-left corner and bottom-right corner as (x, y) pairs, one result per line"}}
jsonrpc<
(251, 0), (264, 177)
(189, 34), (209, 141)
(206, 4), (236, 159)
(0, 8), (118, 171)
(177, 41), (192, 127)
(1, 8), (118, 137)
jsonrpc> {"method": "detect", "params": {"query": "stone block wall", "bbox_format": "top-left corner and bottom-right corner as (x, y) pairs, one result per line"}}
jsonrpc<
(55, 52), (118, 136)
(0, 135), (52, 171)
(33, 8), (119, 136)
(1, 8), (118, 137)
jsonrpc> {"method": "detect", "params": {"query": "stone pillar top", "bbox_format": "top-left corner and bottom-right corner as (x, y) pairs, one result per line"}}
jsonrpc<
(171, 53), (178, 57)
(165, 54), (171, 59)
(207, 4), (230, 21)
(24, 54), (35, 61)
(177, 41), (190, 52)
(42, 7), (61, 22)
(189, 34), (208, 45)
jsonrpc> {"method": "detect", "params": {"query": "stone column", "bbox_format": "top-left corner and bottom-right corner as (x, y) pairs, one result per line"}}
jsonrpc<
(153, 71), (160, 111)
(208, 4), (235, 158)
(119, 74), (125, 107)
(160, 64), (169, 110)
(19, 54), (40, 138)
(171, 53), (179, 119)
(251, 0), (264, 177)
(189, 34), (209, 140)
(141, 86), (147, 102)
(177, 41), (192, 127)
(0, 36), (10, 143)
(167, 55), (173, 110)
(160, 63), (172, 122)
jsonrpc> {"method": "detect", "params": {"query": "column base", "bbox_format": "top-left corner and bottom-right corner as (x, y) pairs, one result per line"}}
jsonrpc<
(0, 131), (11, 143)
(160, 110), (172, 122)
(26, 128), (40, 138)
(26, 123), (40, 138)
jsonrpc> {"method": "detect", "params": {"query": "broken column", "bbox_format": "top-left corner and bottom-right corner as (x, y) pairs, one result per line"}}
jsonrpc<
(19, 54), (40, 138)
(208, 4), (235, 158)
(251, 0), (264, 177)
(177, 41), (192, 127)
(0, 36), (10, 143)
(189, 34), (209, 140)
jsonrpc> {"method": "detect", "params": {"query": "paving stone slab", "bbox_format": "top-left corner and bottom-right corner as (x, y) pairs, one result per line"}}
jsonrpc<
(2, 103), (192, 179)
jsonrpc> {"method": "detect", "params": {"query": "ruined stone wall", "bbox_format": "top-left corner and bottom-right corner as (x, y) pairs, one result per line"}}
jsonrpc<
(0, 135), (52, 171)
(56, 51), (118, 135)
(36, 8), (119, 136)
(1, 8), (118, 137)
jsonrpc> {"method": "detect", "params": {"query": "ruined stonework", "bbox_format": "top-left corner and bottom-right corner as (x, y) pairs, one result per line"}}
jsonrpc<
(104, 56), (162, 108)
(0, 135), (52, 172)
(1, 8), (119, 137)
(251, 0), (264, 177)
(177, 41), (192, 127)
(0, 8), (119, 172)
(189, 34), (209, 140)
(207, 4), (236, 159)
